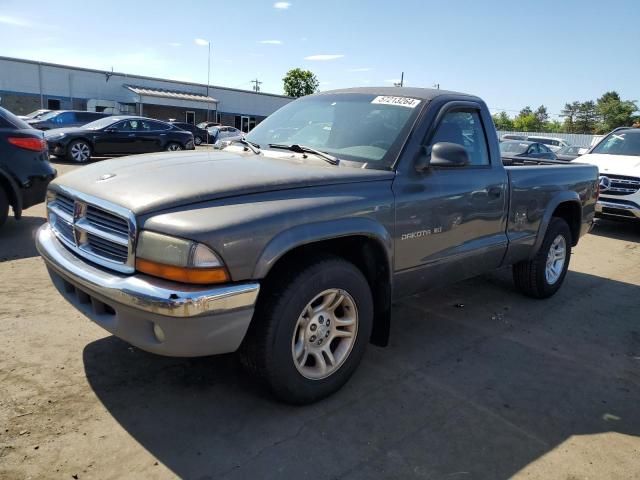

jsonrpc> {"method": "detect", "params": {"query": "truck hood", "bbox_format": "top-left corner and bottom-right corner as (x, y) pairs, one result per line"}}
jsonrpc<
(578, 153), (640, 176)
(51, 150), (394, 214)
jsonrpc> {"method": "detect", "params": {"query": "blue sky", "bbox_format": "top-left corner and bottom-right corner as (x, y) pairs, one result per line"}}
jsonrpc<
(0, 0), (638, 119)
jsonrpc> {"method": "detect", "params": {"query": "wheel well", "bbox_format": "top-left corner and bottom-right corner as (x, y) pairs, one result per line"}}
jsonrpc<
(552, 201), (581, 246)
(0, 174), (18, 212)
(262, 236), (392, 347)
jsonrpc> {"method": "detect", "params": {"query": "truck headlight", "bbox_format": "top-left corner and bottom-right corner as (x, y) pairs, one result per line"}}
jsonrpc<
(135, 231), (229, 284)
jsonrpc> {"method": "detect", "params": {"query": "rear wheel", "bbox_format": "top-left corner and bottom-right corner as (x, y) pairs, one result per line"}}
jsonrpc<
(240, 256), (373, 404)
(67, 140), (92, 163)
(0, 187), (8, 227)
(513, 217), (572, 298)
(194, 136), (203, 146)
(165, 142), (182, 152)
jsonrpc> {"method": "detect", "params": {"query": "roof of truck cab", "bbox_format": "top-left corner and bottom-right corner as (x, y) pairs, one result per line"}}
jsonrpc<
(316, 86), (480, 101)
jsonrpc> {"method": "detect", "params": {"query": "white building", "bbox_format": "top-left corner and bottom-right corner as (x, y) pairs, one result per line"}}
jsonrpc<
(0, 56), (292, 131)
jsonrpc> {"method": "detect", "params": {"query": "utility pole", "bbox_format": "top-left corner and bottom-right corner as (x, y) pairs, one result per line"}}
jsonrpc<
(206, 41), (211, 122)
(393, 72), (404, 87)
(433, 83), (440, 90)
(251, 78), (262, 93)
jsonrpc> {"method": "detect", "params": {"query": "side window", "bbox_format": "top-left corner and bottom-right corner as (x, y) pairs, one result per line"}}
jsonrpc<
(112, 121), (133, 132)
(147, 120), (170, 131)
(528, 144), (540, 155)
(55, 112), (76, 124)
(429, 110), (490, 166)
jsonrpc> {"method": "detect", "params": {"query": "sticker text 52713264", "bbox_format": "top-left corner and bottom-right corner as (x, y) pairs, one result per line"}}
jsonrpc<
(371, 96), (421, 108)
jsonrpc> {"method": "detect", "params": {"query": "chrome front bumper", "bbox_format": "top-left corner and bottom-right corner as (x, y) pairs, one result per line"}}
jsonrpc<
(596, 199), (640, 219)
(36, 224), (260, 356)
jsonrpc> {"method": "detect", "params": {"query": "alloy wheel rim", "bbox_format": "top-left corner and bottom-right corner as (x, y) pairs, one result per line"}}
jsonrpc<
(71, 143), (90, 162)
(545, 235), (566, 284)
(167, 143), (181, 151)
(291, 288), (358, 380)
(194, 137), (202, 145)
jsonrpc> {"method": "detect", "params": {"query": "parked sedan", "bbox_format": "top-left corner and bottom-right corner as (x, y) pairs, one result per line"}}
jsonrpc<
(45, 116), (195, 163)
(500, 140), (558, 161)
(170, 121), (210, 145)
(28, 110), (110, 130)
(0, 107), (56, 227)
(208, 125), (243, 145)
(555, 145), (588, 161)
(17, 109), (52, 121)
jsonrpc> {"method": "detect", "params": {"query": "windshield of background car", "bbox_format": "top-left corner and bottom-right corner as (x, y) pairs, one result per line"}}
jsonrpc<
(500, 141), (529, 154)
(245, 93), (423, 168)
(83, 117), (119, 130)
(38, 110), (61, 121)
(592, 130), (640, 156)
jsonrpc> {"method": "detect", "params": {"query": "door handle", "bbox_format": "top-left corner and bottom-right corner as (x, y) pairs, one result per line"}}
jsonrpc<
(488, 186), (502, 198)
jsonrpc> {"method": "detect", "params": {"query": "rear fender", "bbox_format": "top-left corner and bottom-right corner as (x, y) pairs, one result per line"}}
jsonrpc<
(530, 191), (581, 258)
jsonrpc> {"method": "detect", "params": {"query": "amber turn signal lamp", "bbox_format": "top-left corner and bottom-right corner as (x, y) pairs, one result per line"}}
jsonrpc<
(135, 258), (230, 285)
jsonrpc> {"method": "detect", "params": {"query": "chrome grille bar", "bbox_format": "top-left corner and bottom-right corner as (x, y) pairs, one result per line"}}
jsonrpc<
(46, 186), (137, 274)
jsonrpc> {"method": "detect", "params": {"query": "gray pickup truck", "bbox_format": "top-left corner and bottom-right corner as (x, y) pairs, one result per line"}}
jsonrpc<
(37, 87), (598, 404)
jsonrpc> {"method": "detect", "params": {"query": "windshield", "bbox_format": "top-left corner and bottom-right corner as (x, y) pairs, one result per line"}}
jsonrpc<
(245, 93), (422, 168)
(500, 141), (529, 154)
(591, 130), (640, 156)
(38, 110), (61, 121)
(83, 117), (118, 130)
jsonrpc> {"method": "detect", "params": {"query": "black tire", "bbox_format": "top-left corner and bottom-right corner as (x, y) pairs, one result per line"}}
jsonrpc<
(194, 136), (203, 146)
(165, 142), (183, 152)
(66, 140), (92, 163)
(0, 187), (8, 228)
(240, 256), (374, 404)
(513, 217), (572, 299)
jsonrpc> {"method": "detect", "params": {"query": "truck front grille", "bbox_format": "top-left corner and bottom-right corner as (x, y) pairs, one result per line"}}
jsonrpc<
(46, 188), (136, 274)
(601, 174), (640, 196)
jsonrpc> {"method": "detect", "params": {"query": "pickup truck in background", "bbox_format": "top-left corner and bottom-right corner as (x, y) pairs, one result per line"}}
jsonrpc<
(36, 87), (599, 404)
(577, 127), (640, 221)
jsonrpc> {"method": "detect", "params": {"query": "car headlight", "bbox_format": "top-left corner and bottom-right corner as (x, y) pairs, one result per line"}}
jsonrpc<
(135, 231), (229, 284)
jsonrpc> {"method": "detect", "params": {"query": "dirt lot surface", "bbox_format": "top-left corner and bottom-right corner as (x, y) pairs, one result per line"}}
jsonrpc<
(1, 159), (639, 479)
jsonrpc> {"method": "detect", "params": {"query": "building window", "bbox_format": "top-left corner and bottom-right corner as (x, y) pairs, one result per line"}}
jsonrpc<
(185, 111), (195, 124)
(47, 99), (61, 110)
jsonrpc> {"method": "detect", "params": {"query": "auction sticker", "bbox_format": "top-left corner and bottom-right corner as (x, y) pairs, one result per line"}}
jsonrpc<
(371, 96), (421, 108)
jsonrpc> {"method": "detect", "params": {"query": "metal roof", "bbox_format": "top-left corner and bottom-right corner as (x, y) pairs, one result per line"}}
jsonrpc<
(124, 85), (218, 103)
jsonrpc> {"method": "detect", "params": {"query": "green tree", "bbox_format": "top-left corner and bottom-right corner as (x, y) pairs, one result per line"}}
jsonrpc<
(492, 111), (514, 131)
(513, 114), (538, 132)
(560, 102), (581, 133)
(574, 101), (599, 133)
(546, 120), (564, 133)
(534, 105), (549, 125)
(596, 90), (638, 134)
(282, 68), (319, 98)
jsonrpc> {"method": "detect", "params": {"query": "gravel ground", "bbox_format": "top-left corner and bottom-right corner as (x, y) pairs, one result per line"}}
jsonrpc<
(1, 158), (639, 479)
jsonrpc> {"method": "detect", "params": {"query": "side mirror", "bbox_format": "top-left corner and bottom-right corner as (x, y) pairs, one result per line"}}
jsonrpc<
(429, 142), (469, 168)
(415, 142), (470, 171)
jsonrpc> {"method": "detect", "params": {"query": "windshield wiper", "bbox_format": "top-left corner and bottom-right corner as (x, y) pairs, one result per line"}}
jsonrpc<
(226, 138), (261, 154)
(268, 143), (340, 165)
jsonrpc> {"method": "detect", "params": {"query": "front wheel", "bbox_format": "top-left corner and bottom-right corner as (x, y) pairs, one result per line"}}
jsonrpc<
(165, 142), (183, 152)
(194, 136), (203, 146)
(513, 217), (572, 298)
(67, 140), (92, 163)
(240, 256), (373, 404)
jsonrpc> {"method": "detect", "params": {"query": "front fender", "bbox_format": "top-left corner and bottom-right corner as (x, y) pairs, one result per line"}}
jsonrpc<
(530, 190), (581, 258)
(252, 217), (393, 279)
